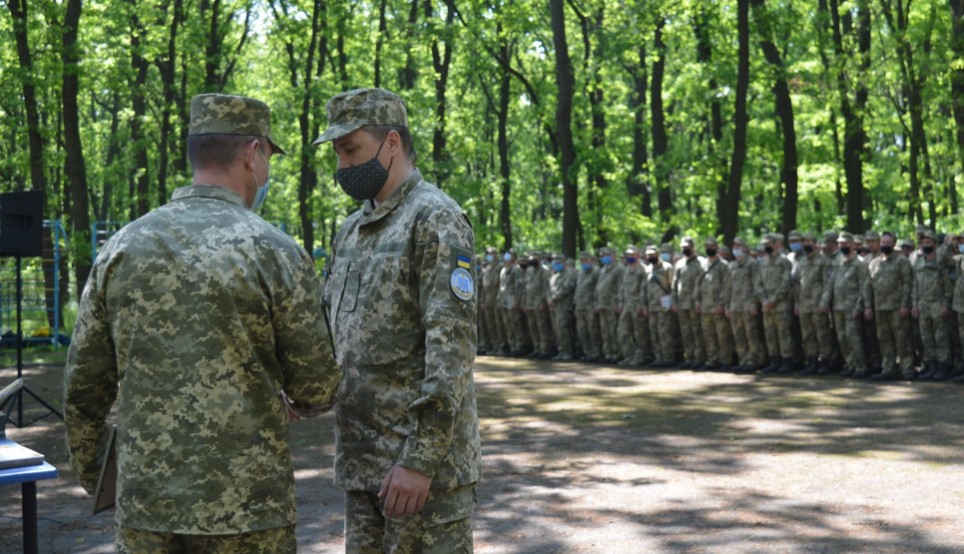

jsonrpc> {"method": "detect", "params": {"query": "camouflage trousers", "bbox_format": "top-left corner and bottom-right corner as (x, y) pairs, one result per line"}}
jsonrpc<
(485, 305), (507, 353)
(116, 524), (295, 554)
(526, 306), (553, 355)
(345, 485), (475, 554)
(799, 310), (832, 360)
(701, 311), (733, 365)
(863, 317), (882, 368)
(677, 309), (704, 363)
(875, 310), (914, 375)
(575, 309), (600, 358)
(833, 310), (866, 371)
(598, 309), (620, 359)
(958, 312), (964, 371)
(617, 309), (639, 360)
(649, 310), (676, 363)
(477, 307), (489, 352)
(551, 303), (576, 357)
(634, 311), (651, 363)
(730, 311), (763, 367)
(917, 304), (951, 363)
(762, 309), (794, 360)
(500, 307), (529, 353)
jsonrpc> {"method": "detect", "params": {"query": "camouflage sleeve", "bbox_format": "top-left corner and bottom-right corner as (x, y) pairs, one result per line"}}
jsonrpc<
(773, 259), (794, 304)
(942, 261), (954, 307)
(397, 208), (477, 479)
(900, 258), (913, 310)
(862, 261), (875, 311)
(64, 263), (119, 494)
(275, 248), (341, 417)
(912, 264), (920, 307)
(821, 265), (835, 310)
(721, 264), (732, 307)
(854, 262), (868, 312)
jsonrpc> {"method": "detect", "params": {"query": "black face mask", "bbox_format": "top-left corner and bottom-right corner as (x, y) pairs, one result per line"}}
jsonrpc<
(706, 248), (717, 257)
(922, 245), (934, 254)
(682, 248), (693, 257)
(648, 256), (659, 265)
(335, 138), (392, 201)
(803, 244), (814, 254)
(764, 246), (774, 254)
(840, 246), (851, 255)
(881, 245), (894, 255)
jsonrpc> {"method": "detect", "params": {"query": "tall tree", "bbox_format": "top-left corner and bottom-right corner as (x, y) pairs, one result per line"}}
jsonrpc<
(550, 0), (578, 258)
(155, 0), (185, 207)
(427, 0), (457, 188)
(128, 0), (151, 218)
(693, 4), (727, 232)
(721, 0), (750, 244)
(953, 1), (964, 202)
(7, 0), (47, 194)
(650, 16), (671, 220)
(62, 0), (91, 291)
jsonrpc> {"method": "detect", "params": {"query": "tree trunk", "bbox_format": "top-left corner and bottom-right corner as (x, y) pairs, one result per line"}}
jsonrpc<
(155, 0), (183, 207)
(627, 43), (650, 217)
(721, 0), (750, 244)
(129, 2), (150, 218)
(694, 8), (727, 233)
(550, 0), (578, 259)
(950, 0), (963, 212)
(428, 0), (456, 188)
(7, 0), (47, 194)
(650, 17), (671, 217)
(399, 0), (420, 90)
(497, 56), (512, 249)
(374, 0), (387, 88)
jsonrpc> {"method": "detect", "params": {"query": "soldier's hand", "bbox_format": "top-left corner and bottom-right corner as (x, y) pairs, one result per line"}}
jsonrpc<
(899, 307), (910, 319)
(864, 308), (874, 320)
(851, 309), (861, 320)
(642, 309), (650, 317)
(794, 307), (800, 316)
(669, 305), (679, 313)
(941, 306), (951, 320)
(820, 307), (828, 315)
(379, 464), (432, 519)
(911, 307), (919, 319)
(694, 304), (702, 315)
(763, 300), (774, 311)
(750, 306), (759, 317)
(715, 305), (724, 316)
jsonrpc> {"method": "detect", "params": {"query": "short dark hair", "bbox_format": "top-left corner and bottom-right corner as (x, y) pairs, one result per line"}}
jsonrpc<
(362, 125), (417, 163)
(881, 231), (896, 241)
(187, 134), (264, 170)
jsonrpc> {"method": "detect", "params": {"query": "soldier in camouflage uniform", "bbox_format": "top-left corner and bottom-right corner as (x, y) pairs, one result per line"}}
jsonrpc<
(548, 253), (577, 361)
(616, 246), (644, 365)
(866, 232), (916, 380)
(644, 245), (676, 367)
(953, 237), (964, 381)
(316, 88), (480, 552)
(822, 232), (870, 377)
(595, 247), (625, 363)
(860, 230), (883, 373)
(481, 247), (507, 356)
(575, 252), (601, 361)
(499, 250), (529, 357)
(758, 235), (796, 373)
(913, 229), (954, 381)
(65, 94), (341, 552)
(524, 253), (553, 358)
(793, 232), (834, 375)
(475, 255), (489, 354)
(727, 237), (764, 372)
(672, 237), (705, 368)
(695, 238), (732, 370)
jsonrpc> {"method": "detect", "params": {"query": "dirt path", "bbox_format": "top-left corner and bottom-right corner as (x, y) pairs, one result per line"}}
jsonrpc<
(2, 357), (963, 553)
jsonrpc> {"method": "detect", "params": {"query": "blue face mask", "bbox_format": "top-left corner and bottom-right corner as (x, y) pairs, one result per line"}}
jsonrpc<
(503, 253), (512, 263)
(552, 261), (565, 272)
(625, 256), (638, 264)
(790, 242), (803, 252)
(601, 255), (613, 265)
(959, 244), (964, 254)
(250, 148), (270, 211)
(661, 252), (671, 262)
(581, 262), (593, 273)
(733, 247), (745, 258)
(485, 254), (495, 263)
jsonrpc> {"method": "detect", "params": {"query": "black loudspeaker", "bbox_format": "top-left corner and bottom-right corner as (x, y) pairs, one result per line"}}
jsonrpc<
(0, 190), (44, 258)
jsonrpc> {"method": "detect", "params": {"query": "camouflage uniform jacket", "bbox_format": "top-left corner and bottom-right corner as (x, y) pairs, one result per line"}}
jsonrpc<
(646, 261), (674, 311)
(673, 256), (705, 310)
(728, 257), (760, 312)
(498, 264), (523, 309)
(822, 254), (869, 312)
(575, 267), (599, 311)
(696, 258), (730, 309)
(64, 184), (340, 535)
(618, 264), (644, 312)
(792, 253), (831, 312)
(594, 263), (624, 309)
(327, 170), (481, 492)
(866, 253), (913, 311)
(955, 255), (964, 312)
(912, 254), (952, 309)
(758, 254), (794, 311)
(524, 264), (549, 310)
(481, 263), (501, 309)
(549, 268), (577, 309)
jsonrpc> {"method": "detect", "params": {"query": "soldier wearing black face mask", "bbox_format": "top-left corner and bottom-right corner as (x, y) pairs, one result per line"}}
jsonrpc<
(866, 232), (916, 380)
(822, 232), (870, 378)
(759, 235), (796, 373)
(913, 230), (953, 380)
(794, 232), (834, 375)
(672, 237), (705, 368)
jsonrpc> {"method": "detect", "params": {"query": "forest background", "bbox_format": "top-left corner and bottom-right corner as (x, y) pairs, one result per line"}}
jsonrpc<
(2, 0), (963, 302)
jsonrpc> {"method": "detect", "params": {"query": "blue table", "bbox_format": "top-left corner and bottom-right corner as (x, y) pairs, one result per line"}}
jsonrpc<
(0, 440), (58, 554)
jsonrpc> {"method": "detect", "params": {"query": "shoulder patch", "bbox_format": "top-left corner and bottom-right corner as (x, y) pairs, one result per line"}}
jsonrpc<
(451, 267), (475, 301)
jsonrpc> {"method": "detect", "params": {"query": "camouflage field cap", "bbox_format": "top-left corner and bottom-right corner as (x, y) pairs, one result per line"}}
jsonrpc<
(552, 252), (565, 261)
(822, 230), (839, 242)
(680, 236), (695, 248)
(313, 88), (408, 145)
(837, 231), (854, 243)
(920, 229), (936, 241)
(898, 238), (914, 249)
(704, 237), (718, 246)
(864, 230), (880, 241)
(801, 232), (816, 241)
(645, 245), (658, 255)
(189, 93), (286, 154)
(732, 236), (747, 246)
(787, 230), (802, 241)
(660, 243), (674, 253)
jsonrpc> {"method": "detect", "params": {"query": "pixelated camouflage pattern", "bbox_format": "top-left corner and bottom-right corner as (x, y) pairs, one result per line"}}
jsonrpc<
(314, 88), (409, 145)
(574, 266), (598, 311)
(189, 93), (286, 154)
(116, 524), (296, 554)
(326, 170), (481, 492)
(823, 254), (869, 313)
(549, 266), (577, 356)
(618, 264), (643, 312)
(792, 252), (832, 312)
(867, 252), (913, 311)
(696, 258), (730, 309)
(673, 256), (704, 310)
(481, 263), (506, 352)
(758, 253), (794, 311)
(913, 254), (952, 362)
(955, 255), (964, 312)
(594, 262), (623, 310)
(64, 184), (340, 534)
(727, 256), (760, 312)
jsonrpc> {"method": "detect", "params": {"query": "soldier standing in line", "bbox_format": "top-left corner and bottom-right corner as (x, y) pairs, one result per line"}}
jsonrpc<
(645, 244), (677, 367)
(672, 237), (705, 368)
(913, 229), (954, 381)
(633, 249), (655, 366)
(482, 246), (507, 356)
(575, 252), (601, 361)
(794, 232), (834, 375)
(952, 236), (964, 381)
(548, 252), (578, 361)
(860, 230), (883, 373)
(822, 232), (870, 377)
(727, 237), (764, 372)
(476, 255), (490, 354)
(695, 238), (731, 370)
(866, 231), (917, 381)
(595, 247), (625, 363)
(524, 252), (553, 358)
(499, 250), (528, 357)
(759, 235), (796, 374)
(616, 246), (643, 365)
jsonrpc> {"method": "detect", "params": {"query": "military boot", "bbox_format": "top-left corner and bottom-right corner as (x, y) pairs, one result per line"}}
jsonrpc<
(799, 357), (819, 375)
(777, 358), (795, 374)
(761, 357), (780, 373)
(816, 358), (831, 375)
(931, 363), (950, 381)
(919, 362), (938, 380)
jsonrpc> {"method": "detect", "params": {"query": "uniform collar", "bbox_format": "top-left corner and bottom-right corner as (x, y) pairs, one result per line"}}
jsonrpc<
(172, 184), (246, 208)
(360, 169), (423, 224)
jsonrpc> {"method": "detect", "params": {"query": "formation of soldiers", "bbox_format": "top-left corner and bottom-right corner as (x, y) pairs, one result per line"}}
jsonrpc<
(476, 226), (964, 382)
